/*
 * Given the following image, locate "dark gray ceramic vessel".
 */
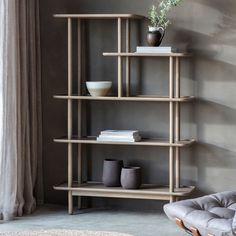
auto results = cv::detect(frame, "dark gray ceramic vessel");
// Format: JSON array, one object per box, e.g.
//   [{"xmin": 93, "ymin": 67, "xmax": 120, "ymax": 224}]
[
  {"xmin": 147, "ymin": 29, "xmax": 165, "ymax": 47},
  {"xmin": 102, "ymin": 159, "xmax": 123, "ymax": 187},
  {"xmin": 120, "ymin": 167, "xmax": 142, "ymax": 189}
]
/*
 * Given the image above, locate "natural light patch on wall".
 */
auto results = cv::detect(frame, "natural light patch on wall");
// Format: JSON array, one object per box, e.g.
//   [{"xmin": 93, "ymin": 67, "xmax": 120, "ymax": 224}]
[
  {"xmin": 191, "ymin": 2, "xmax": 222, "ymax": 36},
  {"xmin": 177, "ymin": 1, "xmax": 236, "ymax": 66},
  {"xmin": 202, "ymin": 168, "xmax": 236, "ymax": 192},
  {"xmin": 210, "ymin": 45, "xmax": 236, "ymax": 66},
  {"xmin": 198, "ymin": 80, "xmax": 236, "ymax": 109},
  {"xmin": 200, "ymin": 123, "xmax": 236, "ymax": 152},
  {"xmin": 174, "ymin": 1, "xmax": 222, "ymax": 36}
]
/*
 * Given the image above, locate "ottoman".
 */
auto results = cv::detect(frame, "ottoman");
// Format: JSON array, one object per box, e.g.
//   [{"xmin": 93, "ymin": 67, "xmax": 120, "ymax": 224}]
[{"xmin": 164, "ymin": 191, "xmax": 236, "ymax": 236}]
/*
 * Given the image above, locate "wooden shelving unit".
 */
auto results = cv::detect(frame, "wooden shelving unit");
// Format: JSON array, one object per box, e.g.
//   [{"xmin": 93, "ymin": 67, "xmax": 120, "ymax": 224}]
[{"xmin": 54, "ymin": 14, "xmax": 195, "ymax": 214}]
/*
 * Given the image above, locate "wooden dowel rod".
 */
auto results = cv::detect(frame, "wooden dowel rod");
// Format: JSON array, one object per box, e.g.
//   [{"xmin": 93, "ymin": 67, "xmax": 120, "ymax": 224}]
[
  {"xmin": 169, "ymin": 56, "xmax": 174, "ymax": 196},
  {"xmin": 175, "ymin": 58, "xmax": 180, "ymax": 141},
  {"xmin": 169, "ymin": 146, "xmax": 174, "ymax": 194},
  {"xmin": 77, "ymin": 19, "xmax": 82, "ymax": 209},
  {"xmin": 169, "ymin": 56, "xmax": 174, "ymax": 142},
  {"xmin": 68, "ymin": 18, "xmax": 72, "ymax": 98},
  {"xmin": 175, "ymin": 147, "xmax": 180, "ymax": 188},
  {"xmin": 175, "ymin": 57, "xmax": 181, "ymax": 189},
  {"xmin": 68, "ymin": 144, "xmax": 73, "ymax": 213},
  {"xmin": 78, "ymin": 19, "xmax": 82, "ymax": 96},
  {"xmin": 118, "ymin": 18, "xmax": 122, "ymax": 53},
  {"xmin": 67, "ymin": 18, "xmax": 73, "ymax": 214},
  {"xmin": 118, "ymin": 18, "xmax": 122, "ymax": 97},
  {"xmin": 175, "ymin": 57, "xmax": 180, "ymax": 98},
  {"xmin": 125, "ymin": 19, "xmax": 130, "ymax": 97},
  {"xmin": 170, "ymin": 196, "xmax": 175, "ymax": 203}
]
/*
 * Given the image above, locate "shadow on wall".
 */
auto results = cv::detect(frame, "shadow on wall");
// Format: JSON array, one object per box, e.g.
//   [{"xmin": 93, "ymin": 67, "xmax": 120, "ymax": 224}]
[
  {"xmin": 198, "ymin": 0, "xmax": 236, "ymax": 42},
  {"xmin": 170, "ymin": 0, "xmax": 236, "ymax": 195},
  {"xmin": 193, "ymin": 142, "xmax": 236, "ymax": 194},
  {"xmin": 192, "ymin": 1, "xmax": 236, "ymax": 195},
  {"xmin": 193, "ymin": 96, "xmax": 236, "ymax": 194}
]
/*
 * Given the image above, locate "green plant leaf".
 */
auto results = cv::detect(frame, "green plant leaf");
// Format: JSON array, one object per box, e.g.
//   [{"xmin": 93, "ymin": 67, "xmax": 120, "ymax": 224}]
[{"xmin": 147, "ymin": 0, "xmax": 183, "ymax": 29}]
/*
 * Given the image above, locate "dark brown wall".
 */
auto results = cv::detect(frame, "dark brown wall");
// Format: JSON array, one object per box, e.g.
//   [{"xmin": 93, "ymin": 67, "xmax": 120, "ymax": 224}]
[{"xmin": 40, "ymin": 0, "xmax": 236, "ymax": 209}]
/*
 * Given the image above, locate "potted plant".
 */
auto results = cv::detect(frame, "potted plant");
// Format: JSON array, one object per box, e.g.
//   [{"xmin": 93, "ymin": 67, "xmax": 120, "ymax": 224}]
[{"xmin": 147, "ymin": 0, "xmax": 183, "ymax": 46}]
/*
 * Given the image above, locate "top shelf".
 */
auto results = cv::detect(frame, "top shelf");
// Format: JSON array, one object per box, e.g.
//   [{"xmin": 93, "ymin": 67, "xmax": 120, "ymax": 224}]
[
  {"xmin": 103, "ymin": 52, "xmax": 190, "ymax": 57},
  {"xmin": 53, "ymin": 14, "xmax": 145, "ymax": 19}
]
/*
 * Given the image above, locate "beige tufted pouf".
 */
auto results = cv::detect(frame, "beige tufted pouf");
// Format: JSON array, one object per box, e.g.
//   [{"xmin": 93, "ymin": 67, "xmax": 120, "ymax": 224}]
[{"xmin": 0, "ymin": 230, "xmax": 133, "ymax": 236}]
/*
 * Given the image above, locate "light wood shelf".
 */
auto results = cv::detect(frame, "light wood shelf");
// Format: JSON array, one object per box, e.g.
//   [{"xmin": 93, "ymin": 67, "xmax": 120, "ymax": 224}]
[
  {"xmin": 54, "ymin": 136, "xmax": 195, "ymax": 147},
  {"xmin": 53, "ymin": 14, "xmax": 145, "ymax": 19},
  {"xmin": 54, "ymin": 182, "xmax": 195, "ymax": 201},
  {"xmin": 53, "ymin": 95, "xmax": 195, "ymax": 102},
  {"xmin": 103, "ymin": 52, "xmax": 190, "ymax": 57}
]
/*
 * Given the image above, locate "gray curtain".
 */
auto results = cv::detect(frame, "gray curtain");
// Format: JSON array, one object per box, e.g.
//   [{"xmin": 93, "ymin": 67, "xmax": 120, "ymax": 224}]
[{"xmin": 0, "ymin": 0, "xmax": 43, "ymax": 220}]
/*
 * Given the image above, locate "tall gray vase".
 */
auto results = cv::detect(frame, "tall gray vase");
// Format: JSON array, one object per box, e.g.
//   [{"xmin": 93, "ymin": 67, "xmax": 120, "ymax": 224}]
[
  {"xmin": 102, "ymin": 159, "xmax": 123, "ymax": 187},
  {"xmin": 121, "ymin": 167, "xmax": 142, "ymax": 189}
]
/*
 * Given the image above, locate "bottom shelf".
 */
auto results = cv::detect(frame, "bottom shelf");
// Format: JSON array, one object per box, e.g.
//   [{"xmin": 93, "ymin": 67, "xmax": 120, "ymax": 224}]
[{"xmin": 54, "ymin": 182, "xmax": 195, "ymax": 201}]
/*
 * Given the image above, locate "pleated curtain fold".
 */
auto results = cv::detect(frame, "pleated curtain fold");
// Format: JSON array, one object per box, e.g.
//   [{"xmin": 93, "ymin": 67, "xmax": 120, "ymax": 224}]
[{"xmin": 0, "ymin": 0, "xmax": 43, "ymax": 220}]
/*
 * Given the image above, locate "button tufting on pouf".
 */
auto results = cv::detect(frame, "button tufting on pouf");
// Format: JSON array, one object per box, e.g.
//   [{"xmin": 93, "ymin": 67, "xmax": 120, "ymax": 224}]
[{"xmin": 164, "ymin": 191, "xmax": 236, "ymax": 236}]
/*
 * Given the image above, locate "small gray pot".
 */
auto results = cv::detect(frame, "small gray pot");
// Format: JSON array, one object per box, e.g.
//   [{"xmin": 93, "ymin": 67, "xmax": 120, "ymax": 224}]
[
  {"xmin": 121, "ymin": 167, "xmax": 142, "ymax": 189},
  {"xmin": 102, "ymin": 159, "xmax": 123, "ymax": 187}
]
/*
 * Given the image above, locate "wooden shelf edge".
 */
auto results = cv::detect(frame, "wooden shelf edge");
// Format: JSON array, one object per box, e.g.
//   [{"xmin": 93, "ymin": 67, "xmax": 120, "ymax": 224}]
[
  {"xmin": 53, "ymin": 95, "xmax": 195, "ymax": 102},
  {"xmin": 53, "ymin": 14, "xmax": 145, "ymax": 19},
  {"xmin": 103, "ymin": 52, "xmax": 191, "ymax": 57},
  {"xmin": 53, "ymin": 137, "xmax": 196, "ymax": 147},
  {"xmin": 53, "ymin": 182, "xmax": 195, "ymax": 200}
]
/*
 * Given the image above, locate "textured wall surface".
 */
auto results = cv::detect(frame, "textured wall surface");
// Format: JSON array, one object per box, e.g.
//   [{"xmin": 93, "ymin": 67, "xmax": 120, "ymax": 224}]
[{"xmin": 40, "ymin": 0, "xmax": 236, "ymax": 209}]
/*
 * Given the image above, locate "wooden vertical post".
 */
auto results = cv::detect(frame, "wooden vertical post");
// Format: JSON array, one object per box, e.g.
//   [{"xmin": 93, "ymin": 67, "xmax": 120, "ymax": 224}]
[
  {"xmin": 175, "ymin": 57, "xmax": 180, "ymax": 189},
  {"xmin": 125, "ymin": 19, "xmax": 130, "ymax": 97},
  {"xmin": 77, "ymin": 19, "xmax": 82, "ymax": 209},
  {"xmin": 67, "ymin": 18, "xmax": 73, "ymax": 214},
  {"xmin": 169, "ymin": 56, "xmax": 174, "ymax": 202},
  {"xmin": 118, "ymin": 18, "xmax": 122, "ymax": 97}
]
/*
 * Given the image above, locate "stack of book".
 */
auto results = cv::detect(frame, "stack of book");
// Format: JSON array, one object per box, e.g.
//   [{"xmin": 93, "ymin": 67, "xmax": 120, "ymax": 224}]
[
  {"xmin": 136, "ymin": 46, "xmax": 178, "ymax": 53},
  {"xmin": 97, "ymin": 130, "xmax": 141, "ymax": 143}
]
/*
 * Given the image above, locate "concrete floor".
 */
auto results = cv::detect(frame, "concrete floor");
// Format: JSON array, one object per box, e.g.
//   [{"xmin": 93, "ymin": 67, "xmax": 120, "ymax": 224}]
[{"xmin": 0, "ymin": 205, "xmax": 186, "ymax": 236}]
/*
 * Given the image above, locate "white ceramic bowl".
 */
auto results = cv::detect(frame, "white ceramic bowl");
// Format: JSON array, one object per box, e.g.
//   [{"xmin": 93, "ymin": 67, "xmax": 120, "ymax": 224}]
[{"xmin": 86, "ymin": 81, "xmax": 112, "ymax": 97}]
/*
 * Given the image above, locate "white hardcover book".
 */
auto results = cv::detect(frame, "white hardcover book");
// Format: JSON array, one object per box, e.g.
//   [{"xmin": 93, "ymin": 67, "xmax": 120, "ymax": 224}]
[
  {"xmin": 137, "ymin": 46, "xmax": 176, "ymax": 50},
  {"xmin": 99, "ymin": 133, "xmax": 140, "ymax": 139},
  {"xmin": 136, "ymin": 46, "xmax": 178, "ymax": 53},
  {"xmin": 100, "ymin": 130, "xmax": 139, "ymax": 136},
  {"xmin": 98, "ymin": 135, "xmax": 141, "ymax": 141},
  {"xmin": 97, "ymin": 136, "xmax": 141, "ymax": 142}
]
